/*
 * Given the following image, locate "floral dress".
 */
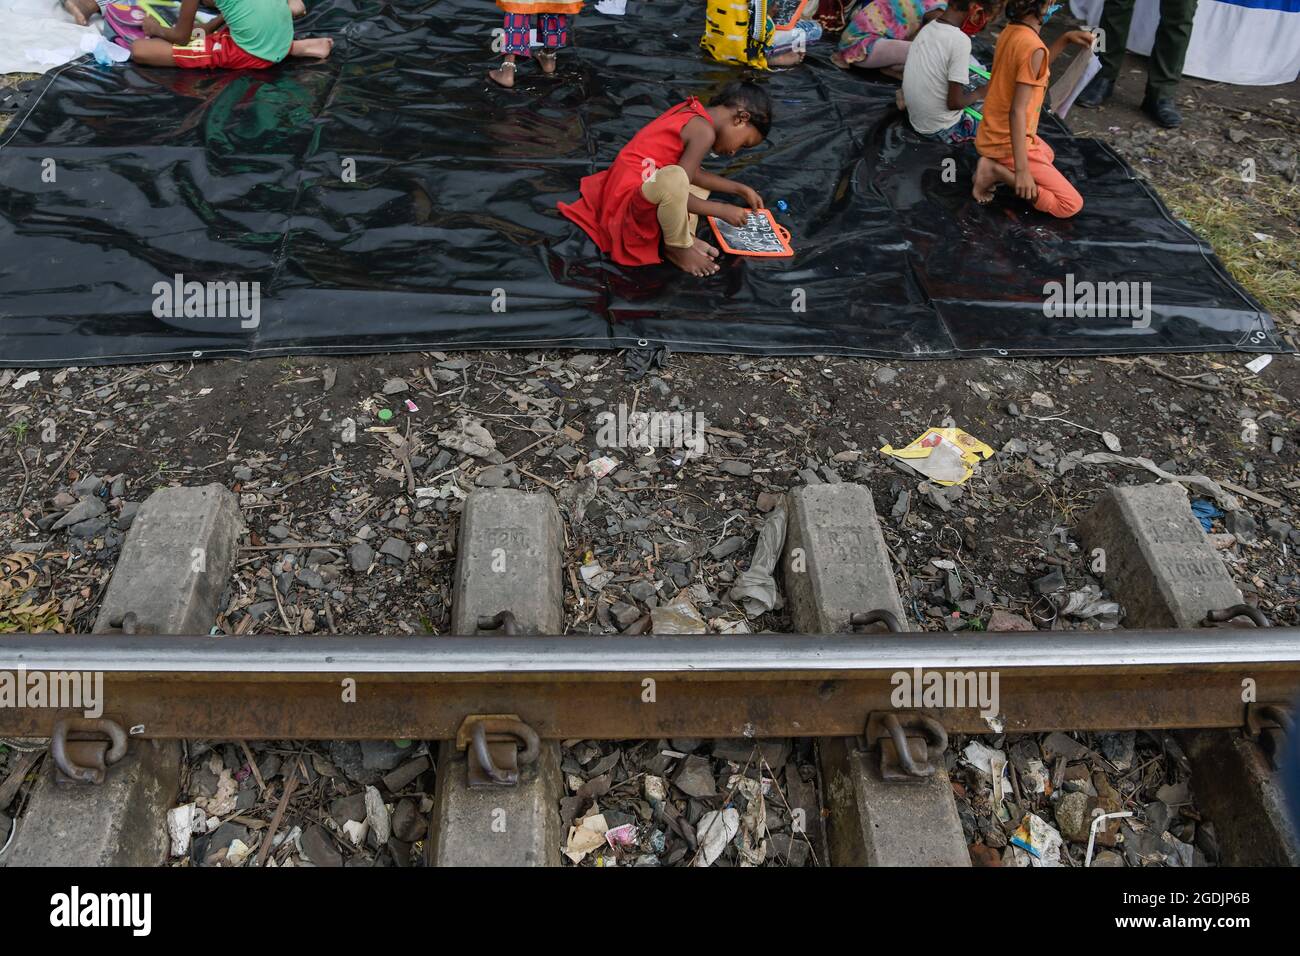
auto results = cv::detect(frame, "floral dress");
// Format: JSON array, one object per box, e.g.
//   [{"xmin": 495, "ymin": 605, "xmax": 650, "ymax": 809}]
[{"xmin": 836, "ymin": 0, "xmax": 946, "ymax": 65}]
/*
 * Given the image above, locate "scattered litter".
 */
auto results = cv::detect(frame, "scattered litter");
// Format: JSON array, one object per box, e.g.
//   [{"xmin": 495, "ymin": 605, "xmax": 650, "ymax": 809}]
[
  {"xmin": 694, "ymin": 807, "xmax": 740, "ymax": 867},
  {"xmin": 1055, "ymin": 584, "xmax": 1121, "ymax": 627},
  {"xmin": 377, "ymin": 409, "xmax": 394, "ymax": 422},
  {"xmin": 588, "ymin": 455, "xmax": 619, "ymax": 479},
  {"xmin": 166, "ymin": 803, "xmax": 206, "ymax": 857},
  {"xmin": 8, "ymin": 371, "xmax": 38, "ymax": 390},
  {"xmin": 564, "ymin": 809, "xmax": 609, "ymax": 863},
  {"xmin": 438, "ymin": 417, "xmax": 497, "ymax": 458},
  {"xmin": 1010, "ymin": 813, "xmax": 1064, "ymax": 866},
  {"xmin": 1190, "ymin": 499, "xmax": 1222, "ymax": 532},
  {"xmin": 880, "ymin": 427, "xmax": 994, "ymax": 486},
  {"xmin": 650, "ymin": 590, "xmax": 708, "ymax": 634},
  {"xmin": 1076, "ymin": 454, "xmax": 1241, "ymax": 511},
  {"xmin": 1244, "ymin": 354, "xmax": 1272, "ymax": 374},
  {"xmin": 605, "ymin": 823, "xmax": 638, "ymax": 847},
  {"xmin": 404, "ymin": 399, "xmax": 419, "ymax": 412},
  {"xmin": 728, "ymin": 501, "xmax": 787, "ymax": 615}
]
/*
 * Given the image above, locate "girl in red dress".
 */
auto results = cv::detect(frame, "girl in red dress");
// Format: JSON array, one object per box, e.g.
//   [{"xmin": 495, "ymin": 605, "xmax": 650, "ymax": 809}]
[{"xmin": 558, "ymin": 82, "xmax": 773, "ymax": 277}]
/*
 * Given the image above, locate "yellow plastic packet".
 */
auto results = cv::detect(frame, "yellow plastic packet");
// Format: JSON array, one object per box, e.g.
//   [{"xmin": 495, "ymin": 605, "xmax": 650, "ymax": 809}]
[{"xmin": 879, "ymin": 427, "xmax": 995, "ymax": 486}]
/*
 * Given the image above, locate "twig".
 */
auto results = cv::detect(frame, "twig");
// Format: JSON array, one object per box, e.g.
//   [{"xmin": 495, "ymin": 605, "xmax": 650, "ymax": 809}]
[
  {"xmin": 255, "ymin": 767, "xmax": 299, "ymax": 867},
  {"xmin": 12, "ymin": 446, "xmax": 30, "ymax": 513},
  {"xmin": 1139, "ymin": 357, "xmax": 1228, "ymax": 392},
  {"xmin": 239, "ymin": 740, "xmax": 266, "ymax": 796}
]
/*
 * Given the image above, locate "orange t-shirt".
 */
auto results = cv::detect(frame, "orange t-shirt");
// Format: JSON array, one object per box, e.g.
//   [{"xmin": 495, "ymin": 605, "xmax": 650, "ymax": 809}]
[{"xmin": 975, "ymin": 23, "xmax": 1049, "ymax": 158}]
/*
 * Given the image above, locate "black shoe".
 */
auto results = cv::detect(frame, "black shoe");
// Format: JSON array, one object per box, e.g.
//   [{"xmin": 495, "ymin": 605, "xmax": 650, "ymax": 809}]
[
  {"xmin": 1076, "ymin": 74, "xmax": 1114, "ymax": 109},
  {"xmin": 1142, "ymin": 95, "xmax": 1182, "ymax": 128}
]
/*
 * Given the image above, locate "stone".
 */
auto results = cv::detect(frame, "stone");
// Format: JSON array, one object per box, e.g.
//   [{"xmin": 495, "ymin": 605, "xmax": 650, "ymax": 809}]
[
  {"xmin": 1098, "ymin": 730, "xmax": 1136, "ymax": 771},
  {"xmin": 710, "ymin": 535, "xmax": 745, "ymax": 560},
  {"xmin": 381, "ymin": 755, "xmax": 431, "ymax": 793},
  {"xmin": 330, "ymin": 793, "xmax": 367, "ymax": 826},
  {"xmin": 300, "ymin": 824, "xmax": 343, "ymax": 867},
  {"xmin": 379, "ymin": 537, "xmax": 411, "ymax": 563},
  {"xmin": 348, "ymin": 542, "xmax": 374, "ymax": 573},
  {"xmin": 672, "ymin": 755, "xmax": 717, "ymax": 799},
  {"xmin": 52, "ymin": 497, "xmax": 105, "ymax": 530},
  {"xmin": 756, "ymin": 491, "xmax": 783, "ymax": 513},
  {"xmin": 361, "ymin": 739, "xmax": 406, "ymax": 771},
  {"xmin": 1055, "ymin": 791, "xmax": 1092, "ymax": 843},
  {"xmin": 392, "ymin": 798, "xmax": 427, "ymax": 843},
  {"xmin": 718, "ymin": 460, "xmax": 752, "ymax": 477}
]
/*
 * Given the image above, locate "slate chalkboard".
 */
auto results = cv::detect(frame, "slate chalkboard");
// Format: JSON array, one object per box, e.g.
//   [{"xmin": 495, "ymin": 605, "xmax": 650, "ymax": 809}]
[
  {"xmin": 771, "ymin": 0, "xmax": 810, "ymax": 31},
  {"xmin": 708, "ymin": 208, "xmax": 794, "ymax": 258}
]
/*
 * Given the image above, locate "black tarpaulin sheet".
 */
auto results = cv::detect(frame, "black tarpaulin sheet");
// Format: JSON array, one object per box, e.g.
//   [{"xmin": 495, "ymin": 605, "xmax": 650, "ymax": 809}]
[{"xmin": 0, "ymin": 0, "xmax": 1282, "ymax": 367}]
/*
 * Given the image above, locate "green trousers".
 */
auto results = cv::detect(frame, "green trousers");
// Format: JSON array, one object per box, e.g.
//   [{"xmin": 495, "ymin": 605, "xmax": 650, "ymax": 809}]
[{"xmin": 1096, "ymin": 0, "xmax": 1199, "ymax": 99}]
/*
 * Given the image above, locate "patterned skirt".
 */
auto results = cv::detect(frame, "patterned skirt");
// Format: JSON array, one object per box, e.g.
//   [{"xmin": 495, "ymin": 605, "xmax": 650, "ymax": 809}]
[{"xmin": 836, "ymin": 0, "xmax": 945, "ymax": 63}]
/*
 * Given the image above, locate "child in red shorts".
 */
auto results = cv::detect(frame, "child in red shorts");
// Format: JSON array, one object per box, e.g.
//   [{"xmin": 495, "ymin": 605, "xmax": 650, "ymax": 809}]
[{"xmin": 129, "ymin": 0, "xmax": 333, "ymax": 68}]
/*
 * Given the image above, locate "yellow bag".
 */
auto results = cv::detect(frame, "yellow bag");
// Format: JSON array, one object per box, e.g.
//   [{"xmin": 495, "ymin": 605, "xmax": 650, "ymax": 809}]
[{"xmin": 702, "ymin": 0, "xmax": 773, "ymax": 69}]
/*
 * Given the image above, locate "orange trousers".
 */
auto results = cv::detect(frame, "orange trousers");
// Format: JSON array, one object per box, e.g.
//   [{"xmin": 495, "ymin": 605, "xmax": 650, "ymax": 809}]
[{"xmin": 995, "ymin": 137, "xmax": 1083, "ymax": 219}]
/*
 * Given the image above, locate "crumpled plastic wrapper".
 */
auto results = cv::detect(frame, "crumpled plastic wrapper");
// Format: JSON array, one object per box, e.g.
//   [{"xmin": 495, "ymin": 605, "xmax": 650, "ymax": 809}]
[{"xmin": 728, "ymin": 501, "xmax": 787, "ymax": 616}]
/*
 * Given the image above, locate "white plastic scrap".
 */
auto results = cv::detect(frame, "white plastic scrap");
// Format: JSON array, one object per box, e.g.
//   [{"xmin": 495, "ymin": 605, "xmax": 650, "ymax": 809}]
[
  {"xmin": 694, "ymin": 807, "xmax": 740, "ymax": 867},
  {"xmin": 167, "ymin": 803, "xmax": 207, "ymax": 857}
]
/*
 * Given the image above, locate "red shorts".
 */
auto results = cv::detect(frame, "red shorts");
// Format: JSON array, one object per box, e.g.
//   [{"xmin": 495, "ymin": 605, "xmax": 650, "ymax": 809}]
[{"xmin": 171, "ymin": 29, "xmax": 275, "ymax": 69}]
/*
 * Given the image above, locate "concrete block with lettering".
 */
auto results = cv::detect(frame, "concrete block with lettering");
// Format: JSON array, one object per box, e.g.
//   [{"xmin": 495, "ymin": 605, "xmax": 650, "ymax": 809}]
[
  {"xmin": 93, "ymin": 483, "xmax": 242, "ymax": 634},
  {"xmin": 427, "ymin": 740, "xmax": 562, "ymax": 867},
  {"xmin": 819, "ymin": 737, "xmax": 970, "ymax": 866},
  {"xmin": 3, "ymin": 741, "xmax": 181, "ymax": 868},
  {"xmin": 452, "ymin": 489, "xmax": 564, "ymax": 635},
  {"xmin": 435, "ymin": 488, "xmax": 564, "ymax": 866},
  {"xmin": 784, "ymin": 483, "xmax": 909, "ymax": 633},
  {"xmin": 1078, "ymin": 483, "xmax": 1242, "ymax": 628}
]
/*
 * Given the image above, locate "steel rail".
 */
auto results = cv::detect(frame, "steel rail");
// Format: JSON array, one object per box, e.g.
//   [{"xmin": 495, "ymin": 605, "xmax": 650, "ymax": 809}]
[{"xmin": 1, "ymin": 630, "xmax": 1297, "ymax": 739}]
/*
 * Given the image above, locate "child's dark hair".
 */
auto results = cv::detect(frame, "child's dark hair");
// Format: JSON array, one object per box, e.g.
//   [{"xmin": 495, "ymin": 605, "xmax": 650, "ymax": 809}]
[
  {"xmin": 710, "ymin": 81, "xmax": 773, "ymax": 139},
  {"xmin": 1005, "ymin": 0, "xmax": 1046, "ymax": 21}
]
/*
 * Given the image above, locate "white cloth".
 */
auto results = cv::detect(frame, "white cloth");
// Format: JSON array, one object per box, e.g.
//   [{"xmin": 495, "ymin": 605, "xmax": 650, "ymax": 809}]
[
  {"xmin": 901, "ymin": 19, "xmax": 971, "ymax": 135},
  {"xmin": 1, "ymin": 0, "xmax": 103, "ymax": 75},
  {"xmin": 1070, "ymin": 0, "xmax": 1300, "ymax": 86}
]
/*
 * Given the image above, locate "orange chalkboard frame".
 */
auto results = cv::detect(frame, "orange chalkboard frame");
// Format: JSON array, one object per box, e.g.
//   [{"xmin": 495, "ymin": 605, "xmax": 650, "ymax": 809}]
[
  {"xmin": 772, "ymin": 0, "xmax": 811, "ymax": 31},
  {"xmin": 707, "ymin": 207, "xmax": 795, "ymax": 258}
]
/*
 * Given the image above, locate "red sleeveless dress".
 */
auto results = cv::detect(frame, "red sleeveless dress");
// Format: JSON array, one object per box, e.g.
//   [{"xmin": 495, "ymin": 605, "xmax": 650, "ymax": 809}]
[{"xmin": 558, "ymin": 98, "xmax": 713, "ymax": 267}]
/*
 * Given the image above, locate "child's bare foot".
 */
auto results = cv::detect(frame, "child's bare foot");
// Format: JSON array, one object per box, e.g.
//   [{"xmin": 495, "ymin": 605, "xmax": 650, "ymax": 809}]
[
  {"xmin": 489, "ymin": 60, "xmax": 517, "ymax": 88},
  {"xmin": 289, "ymin": 37, "xmax": 333, "ymax": 59},
  {"xmin": 880, "ymin": 65, "xmax": 904, "ymax": 81},
  {"xmin": 665, "ymin": 242, "xmax": 721, "ymax": 277},
  {"xmin": 972, "ymin": 156, "xmax": 1013, "ymax": 203},
  {"xmin": 696, "ymin": 238, "xmax": 720, "ymax": 259},
  {"xmin": 895, "ymin": 88, "xmax": 907, "ymax": 111},
  {"xmin": 538, "ymin": 51, "xmax": 557, "ymax": 74},
  {"xmin": 831, "ymin": 51, "xmax": 851, "ymax": 70},
  {"xmin": 63, "ymin": 0, "xmax": 97, "ymax": 25},
  {"xmin": 767, "ymin": 50, "xmax": 805, "ymax": 67},
  {"xmin": 288, "ymin": 0, "xmax": 306, "ymax": 16}
]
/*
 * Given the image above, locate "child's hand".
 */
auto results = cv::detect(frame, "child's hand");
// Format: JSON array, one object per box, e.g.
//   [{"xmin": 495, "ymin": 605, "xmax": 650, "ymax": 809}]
[
  {"xmin": 736, "ymin": 185, "xmax": 764, "ymax": 210},
  {"xmin": 721, "ymin": 206, "xmax": 750, "ymax": 228},
  {"xmin": 1063, "ymin": 30, "xmax": 1095, "ymax": 48},
  {"xmin": 143, "ymin": 18, "xmax": 164, "ymax": 37},
  {"xmin": 1014, "ymin": 168, "xmax": 1038, "ymax": 202}
]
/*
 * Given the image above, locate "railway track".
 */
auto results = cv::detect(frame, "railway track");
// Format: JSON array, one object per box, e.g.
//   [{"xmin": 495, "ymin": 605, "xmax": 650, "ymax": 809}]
[{"xmin": 1, "ymin": 480, "xmax": 1296, "ymax": 869}]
